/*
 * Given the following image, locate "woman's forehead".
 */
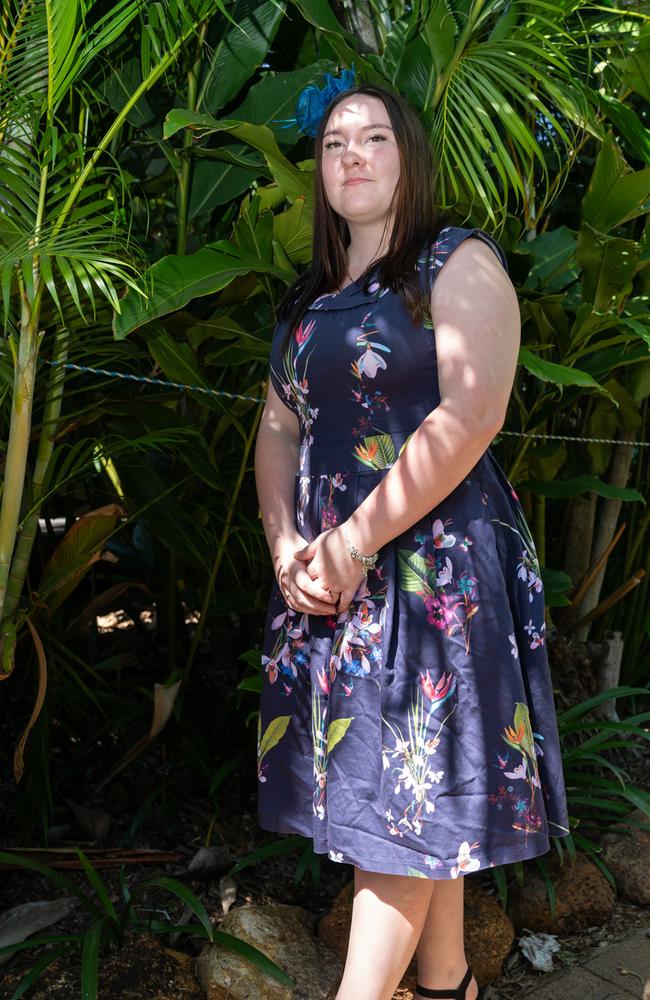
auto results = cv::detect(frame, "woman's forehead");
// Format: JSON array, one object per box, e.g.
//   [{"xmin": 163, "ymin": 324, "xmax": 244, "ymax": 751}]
[{"xmin": 324, "ymin": 95, "xmax": 391, "ymax": 134}]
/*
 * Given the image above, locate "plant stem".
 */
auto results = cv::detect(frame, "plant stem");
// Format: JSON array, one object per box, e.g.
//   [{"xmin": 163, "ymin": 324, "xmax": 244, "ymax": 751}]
[
  {"xmin": 182, "ymin": 397, "xmax": 264, "ymax": 684},
  {"xmin": 429, "ymin": 0, "xmax": 487, "ymax": 112},
  {"xmin": 0, "ymin": 308, "xmax": 41, "ymax": 623},
  {"xmin": 4, "ymin": 328, "xmax": 70, "ymax": 618},
  {"xmin": 176, "ymin": 22, "xmax": 206, "ymax": 256}
]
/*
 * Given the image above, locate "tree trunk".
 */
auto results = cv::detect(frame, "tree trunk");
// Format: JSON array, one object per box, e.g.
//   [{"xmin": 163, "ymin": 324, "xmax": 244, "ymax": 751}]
[
  {"xmin": 576, "ymin": 432, "xmax": 636, "ymax": 641},
  {"xmin": 563, "ymin": 491, "xmax": 597, "ymax": 589}
]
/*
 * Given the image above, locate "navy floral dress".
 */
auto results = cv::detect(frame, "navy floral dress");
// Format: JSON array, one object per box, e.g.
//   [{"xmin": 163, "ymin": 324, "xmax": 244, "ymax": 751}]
[{"xmin": 257, "ymin": 226, "xmax": 570, "ymax": 880}]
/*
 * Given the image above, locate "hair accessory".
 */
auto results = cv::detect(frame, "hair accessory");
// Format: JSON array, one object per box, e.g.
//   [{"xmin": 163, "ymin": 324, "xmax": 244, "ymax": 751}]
[{"xmin": 274, "ymin": 65, "xmax": 357, "ymax": 137}]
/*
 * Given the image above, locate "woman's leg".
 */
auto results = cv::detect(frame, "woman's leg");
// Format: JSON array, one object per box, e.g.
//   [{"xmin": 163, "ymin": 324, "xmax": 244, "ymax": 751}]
[
  {"xmin": 335, "ymin": 866, "xmax": 435, "ymax": 1000},
  {"xmin": 414, "ymin": 877, "xmax": 479, "ymax": 1000}
]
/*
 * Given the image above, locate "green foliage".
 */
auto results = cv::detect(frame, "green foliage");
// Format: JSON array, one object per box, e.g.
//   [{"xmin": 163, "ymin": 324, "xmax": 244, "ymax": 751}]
[
  {"xmin": 0, "ymin": 848, "xmax": 294, "ymax": 998},
  {"xmin": 0, "ymin": 0, "xmax": 649, "ymax": 961}
]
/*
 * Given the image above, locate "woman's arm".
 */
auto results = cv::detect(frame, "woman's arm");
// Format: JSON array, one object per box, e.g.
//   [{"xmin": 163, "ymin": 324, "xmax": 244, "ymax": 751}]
[
  {"xmin": 255, "ymin": 381, "xmax": 338, "ymax": 614},
  {"xmin": 295, "ymin": 237, "xmax": 520, "ymax": 608}
]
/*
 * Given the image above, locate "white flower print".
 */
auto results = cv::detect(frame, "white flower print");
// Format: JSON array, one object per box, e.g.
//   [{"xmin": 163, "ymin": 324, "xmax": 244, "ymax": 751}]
[
  {"xmin": 524, "ymin": 619, "xmax": 546, "ymax": 649},
  {"xmin": 432, "ymin": 518, "xmax": 456, "ymax": 548},
  {"xmin": 509, "ymin": 633, "xmax": 519, "ymax": 659},
  {"xmin": 450, "ymin": 841, "xmax": 481, "ymax": 878},
  {"xmin": 357, "ymin": 346, "xmax": 387, "ymax": 378},
  {"xmin": 436, "ymin": 555, "xmax": 453, "ymax": 587}
]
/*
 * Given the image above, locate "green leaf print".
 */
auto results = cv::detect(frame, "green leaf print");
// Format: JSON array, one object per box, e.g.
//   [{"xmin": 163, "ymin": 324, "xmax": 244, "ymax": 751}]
[
  {"xmin": 327, "ymin": 717, "xmax": 354, "ymax": 754},
  {"xmin": 258, "ymin": 715, "xmax": 291, "ymax": 763},
  {"xmin": 407, "ymin": 867, "xmax": 429, "ymax": 878},
  {"xmin": 514, "ymin": 702, "xmax": 536, "ymax": 760},
  {"xmin": 398, "ymin": 550, "xmax": 432, "ymax": 593},
  {"xmin": 353, "ymin": 433, "xmax": 396, "ymax": 469}
]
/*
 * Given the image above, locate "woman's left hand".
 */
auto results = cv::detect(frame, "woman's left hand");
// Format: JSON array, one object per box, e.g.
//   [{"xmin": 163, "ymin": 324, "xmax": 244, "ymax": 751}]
[{"xmin": 294, "ymin": 525, "xmax": 367, "ymax": 614}]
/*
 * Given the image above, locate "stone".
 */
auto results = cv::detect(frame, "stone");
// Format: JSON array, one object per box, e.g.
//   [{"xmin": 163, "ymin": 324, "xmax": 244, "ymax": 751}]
[
  {"xmin": 523, "ymin": 966, "xmax": 637, "ymax": 999},
  {"xmin": 196, "ymin": 901, "xmax": 342, "ymax": 1000},
  {"xmin": 187, "ymin": 845, "xmax": 233, "ymax": 880},
  {"xmin": 582, "ymin": 924, "xmax": 650, "ymax": 996},
  {"xmin": 317, "ymin": 877, "xmax": 515, "ymax": 991},
  {"xmin": 507, "ymin": 851, "xmax": 616, "ymax": 934},
  {"xmin": 600, "ymin": 809, "xmax": 650, "ymax": 905}
]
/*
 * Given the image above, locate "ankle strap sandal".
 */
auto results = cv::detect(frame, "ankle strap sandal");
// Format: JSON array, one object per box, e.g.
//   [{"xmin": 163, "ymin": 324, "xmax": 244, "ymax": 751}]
[{"xmin": 415, "ymin": 962, "xmax": 473, "ymax": 999}]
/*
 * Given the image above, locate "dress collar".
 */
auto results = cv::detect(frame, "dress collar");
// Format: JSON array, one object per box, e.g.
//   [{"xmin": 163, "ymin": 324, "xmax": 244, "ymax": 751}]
[{"xmin": 306, "ymin": 270, "xmax": 387, "ymax": 311}]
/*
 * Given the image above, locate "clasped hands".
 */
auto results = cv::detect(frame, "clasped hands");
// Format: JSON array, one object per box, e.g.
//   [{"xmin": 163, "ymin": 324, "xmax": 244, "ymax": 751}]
[{"xmin": 276, "ymin": 524, "xmax": 368, "ymax": 616}]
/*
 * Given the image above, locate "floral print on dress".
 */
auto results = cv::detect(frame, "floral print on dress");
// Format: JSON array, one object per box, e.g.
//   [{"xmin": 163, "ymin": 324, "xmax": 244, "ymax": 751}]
[
  {"xmin": 270, "ymin": 316, "xmax": 319, "ymax": 472},
  {"xmin": 257, "ymin": 714, "xmax": 290, "ymax": 784},
  {"xmin": 319, "ymin": 472, "xmax": 348, "ymax": 531},
  {"xmin": 398, "ymin": 519, "xmax": 479, "ymax": 655},
  {"xmin": 328, "ymin": 570, "xmax": 388, "ymax": 695},
  {"xmin": 450, "ymin": 841, "xmax": 482, "ymax": 878},
  {"xmin": 489, "ymin": 702, "xmax": 544, "ymax": 839},
  {"xmin": 260, "ymin": 226, "xmax": 570, "ymax": 878},
  {"xmin": 382, "ymin": 669, "xmax": 457, "ymax": 838},
  {"xmin": 312, "ymin": 683, "xmax": 353, "ymax": 822},
  {"xmin": 348, "ymin": 302, "xmax": 392, "ymax": 445},
  {"xmin": 262, "ymin": 606, "xmax": 310, "ymax": 696}
]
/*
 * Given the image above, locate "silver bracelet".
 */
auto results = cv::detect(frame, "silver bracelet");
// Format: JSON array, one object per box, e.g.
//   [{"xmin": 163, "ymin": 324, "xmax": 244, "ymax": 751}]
[{"xmin": 343, "ymin": 527, "xmax": 378, "ymax": 575}]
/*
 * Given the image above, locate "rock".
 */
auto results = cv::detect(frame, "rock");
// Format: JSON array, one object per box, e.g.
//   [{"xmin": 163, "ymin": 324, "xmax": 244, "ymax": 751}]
[
  {"xmin": 0, "ymin": 897, "xmax": 78, "ymax": 967},
  {"xmin": 600, "ymin": 808, "xmax": 650, "ymax": 905},
  {"xmin": 317, "ymin": 877, "xmax": 515, "ymax": 991},
  {"xmin": 187, "ymin": 845, "xmax": 233, "ymax": 880},
  {"xmin": 507, "ymin": 851, "xmax": 616, "ymax": 934},
  {"xmin": 463, "ymin": 880, "xmax": 516, "ymax": 985},
  {"xmin": 196, "ymin": 901, "xmax": 342, "ymax": 1000},
  {"xmin": 316, "ymin": 881, "xmax": 353, "ymax": 963}
]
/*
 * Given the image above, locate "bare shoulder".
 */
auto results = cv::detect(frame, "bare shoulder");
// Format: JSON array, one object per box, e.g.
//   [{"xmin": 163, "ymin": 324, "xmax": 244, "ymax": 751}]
[{"xmin": 431, "ymin": 235, "xmax": 518, "ymax": 322}]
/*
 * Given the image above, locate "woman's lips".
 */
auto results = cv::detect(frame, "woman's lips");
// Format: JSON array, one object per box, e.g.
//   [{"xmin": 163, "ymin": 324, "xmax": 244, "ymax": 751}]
[{"xmin": 343, "ymin": 177, "xmax": 370, "ymax": 186}]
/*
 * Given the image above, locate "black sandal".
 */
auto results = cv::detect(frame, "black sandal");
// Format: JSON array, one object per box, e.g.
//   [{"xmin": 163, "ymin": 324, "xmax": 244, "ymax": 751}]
[{"xmin": 415, "ymin": 962, "xmax": 473, "ymax": 999}]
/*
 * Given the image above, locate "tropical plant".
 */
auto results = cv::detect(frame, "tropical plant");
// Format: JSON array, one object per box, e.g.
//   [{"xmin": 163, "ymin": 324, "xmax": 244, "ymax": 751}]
[
  {"xmin": 0, "ymin": 847, "xmax": 293, "ymax": 1000},
  {"xmin": 0, "ymin": 0, "xmax": 273, "ymax": 829}
]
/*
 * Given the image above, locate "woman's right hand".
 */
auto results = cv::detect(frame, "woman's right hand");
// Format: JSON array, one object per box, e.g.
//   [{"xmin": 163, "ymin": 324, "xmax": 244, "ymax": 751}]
[{"xmin": 273, "ymin": 534, "xmax": 340, "ymax": 616}]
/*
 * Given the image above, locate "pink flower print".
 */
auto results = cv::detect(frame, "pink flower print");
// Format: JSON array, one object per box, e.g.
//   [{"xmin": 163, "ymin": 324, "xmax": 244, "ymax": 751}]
[
  {"xmin": 423, "ymin": 591, "xmax": 454, "ymax": 630},
  {"xmin": 432, "ymin": 518, "xmax": 456, "ymax": 548},
  {"xmin": 450, "ymin": 841, "xmax": 481, "ymax": 878},
  {"xmin": 294, "ymin": 317, "xmax": 316, "ymax": 347},
  {"xmin": 262, "ymin": 654, "xmax": 279, "ymax": 684},
  {"xmin": 420, "ymin": 669, "xmax": 455, "ymax": 705},
  {"xmin": 317, "ymin": 666, "xmax": 330, "ymax": 695}
]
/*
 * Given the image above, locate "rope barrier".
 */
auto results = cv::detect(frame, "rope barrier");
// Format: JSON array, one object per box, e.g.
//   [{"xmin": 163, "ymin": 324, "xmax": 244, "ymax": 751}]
[{"xmin": 41, "ymin": 358, "xmax": 649, "ymax": 447}]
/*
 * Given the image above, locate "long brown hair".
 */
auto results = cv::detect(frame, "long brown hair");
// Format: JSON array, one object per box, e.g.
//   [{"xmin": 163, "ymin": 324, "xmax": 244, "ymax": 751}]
[{"xmin": 277, "ymin": 82, "xmax": 440, "ymax": 348}]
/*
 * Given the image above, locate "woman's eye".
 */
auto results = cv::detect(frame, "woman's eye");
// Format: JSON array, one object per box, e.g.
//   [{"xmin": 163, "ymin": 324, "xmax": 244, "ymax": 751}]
[
  {"xmin": 325, "ymin": 140, "xmax": 342, "ymax": 150},
  {"xmin": 368, "ymin": 134, "xmax": 386, "ymax": 142}
]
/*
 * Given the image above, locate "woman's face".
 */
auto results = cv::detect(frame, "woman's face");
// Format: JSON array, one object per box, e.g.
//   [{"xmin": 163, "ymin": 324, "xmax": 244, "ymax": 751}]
[{"xmin": 320, "ymin": 94, "xmax": 401, "ymax": 228}]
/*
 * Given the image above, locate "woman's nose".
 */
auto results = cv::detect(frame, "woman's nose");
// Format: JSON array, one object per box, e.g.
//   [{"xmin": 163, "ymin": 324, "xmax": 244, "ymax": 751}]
[{"xmin": 342, "ymin": 143, "xmax": 363, "ymax": 165}]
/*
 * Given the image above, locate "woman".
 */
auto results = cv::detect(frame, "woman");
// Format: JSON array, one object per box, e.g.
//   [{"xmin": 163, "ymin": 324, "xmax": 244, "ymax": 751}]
[{"xmin": 254, "ymin": 80, "xmax": 570, "ymax": 1000}]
